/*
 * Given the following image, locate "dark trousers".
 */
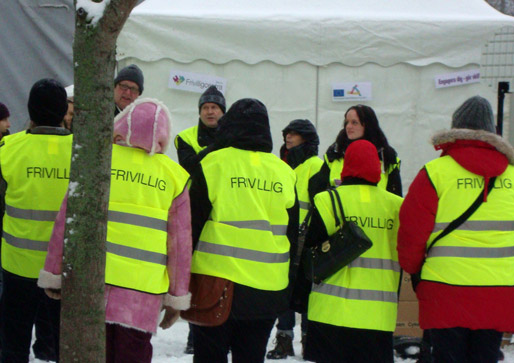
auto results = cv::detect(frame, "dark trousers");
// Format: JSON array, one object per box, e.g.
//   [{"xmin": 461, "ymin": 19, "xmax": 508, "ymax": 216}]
[
  {"xmin": 106, "ymin": 323, "xmax": 153, "ymax": 363},
  {"xmin": 429, "ymin": 327, "xmax": 503, "ymax": 363},
  {"xmin": 305, "ymin": 320, "xmax": 394, "ymax": 363},
  {"xmin": 192, "ymin": 317, "xmax": 275, "ymax": 363},
  {"xmin": 0, "ymin": 270, "xmax": 60, "ymax": 363},
  {"xmin": 276, "ymin": 310, "xmax": 307, "ymax": 336}
]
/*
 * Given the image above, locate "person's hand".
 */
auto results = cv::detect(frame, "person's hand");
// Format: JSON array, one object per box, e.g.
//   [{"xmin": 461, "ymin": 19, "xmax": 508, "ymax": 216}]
[
  {"xmin": 45, "ymin": 288, "xmax": 62, "ymax": 300},
  {"xmin": 159, "ymin": 306, "xmax": 180, "ymax": 329}
]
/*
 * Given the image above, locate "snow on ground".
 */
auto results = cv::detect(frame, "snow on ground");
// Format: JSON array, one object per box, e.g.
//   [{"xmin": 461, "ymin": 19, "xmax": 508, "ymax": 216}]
[{"xmin": 29, "ymin": 317, "xmax": 514, "ymax": 362}]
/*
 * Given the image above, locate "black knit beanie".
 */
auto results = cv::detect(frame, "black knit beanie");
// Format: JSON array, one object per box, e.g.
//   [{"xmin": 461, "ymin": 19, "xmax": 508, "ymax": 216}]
[
  {"xmin": 0, "ymin": 102, "xmax": 9, "ymax": 120},
  {"xmin": 282, "ymin": 119, "xmax": 319, "ymax": 146},
  {"xmin": 451, "ymin": 96, "xmax": 495, "ymax": 133},
  {"xmin": 114, "ymin": 64, "xmax": 144, "ymax": 94},
  {"xmin": 198, "ymin": 85, "xmax": 226, "ymax": 113},
  {"xmin": 28, "ymin": 79, "xmax": 68, "ymax": 127}
]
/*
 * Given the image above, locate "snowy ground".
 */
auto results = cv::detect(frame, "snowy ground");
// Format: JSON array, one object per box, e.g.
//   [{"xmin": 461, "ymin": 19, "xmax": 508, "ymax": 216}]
[{"xmin": 29, "ymin": 317, "xmax": 514, "ymax": 362}]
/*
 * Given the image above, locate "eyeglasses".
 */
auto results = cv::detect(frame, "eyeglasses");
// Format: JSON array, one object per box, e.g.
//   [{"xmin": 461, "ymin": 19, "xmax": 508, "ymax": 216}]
[{"xmin": 117, "ymin": 83, "xmax": 140, "ymax": 94}]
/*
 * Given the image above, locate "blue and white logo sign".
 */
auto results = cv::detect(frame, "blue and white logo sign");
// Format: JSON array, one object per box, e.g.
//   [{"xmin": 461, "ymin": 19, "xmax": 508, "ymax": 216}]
[{"xmin": 332, "ymin": 82, "xmax": 372, "ymax": 102}]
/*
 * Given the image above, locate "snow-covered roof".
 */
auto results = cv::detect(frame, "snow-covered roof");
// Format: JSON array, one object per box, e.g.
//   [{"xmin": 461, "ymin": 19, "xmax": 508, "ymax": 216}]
[{"xmin": 117, "ymin": 0, "xmax": 514, "ymax": 67}]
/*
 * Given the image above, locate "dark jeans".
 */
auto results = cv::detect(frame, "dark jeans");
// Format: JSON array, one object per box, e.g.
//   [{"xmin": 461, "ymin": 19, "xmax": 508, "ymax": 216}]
[
  {"xmin": 429, "ymin": 327, "xmax": 503, "ymax": 363},
  {"xmin": 305, "ymin": 320, "xmax": 393, "ymax": 363},
  {"xmin": 106, "ymin": 323, "xmax": 153, "ymax": 363},
  {"xmin": 0, "ymin": 270, "xmax": 60, "ymax": 363},
  {"xmin": 276, "ymin": 310, "xmax": 307, "ymax": 336},
  {"xmin": 192, "ymin": 317, "xmax": 275, "ymax": 363}
]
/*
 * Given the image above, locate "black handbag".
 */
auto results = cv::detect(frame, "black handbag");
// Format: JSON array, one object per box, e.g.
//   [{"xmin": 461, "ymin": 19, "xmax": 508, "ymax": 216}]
[{"xmin": 303, "ymin": 188, "xmax": 373, "ymax": 284}]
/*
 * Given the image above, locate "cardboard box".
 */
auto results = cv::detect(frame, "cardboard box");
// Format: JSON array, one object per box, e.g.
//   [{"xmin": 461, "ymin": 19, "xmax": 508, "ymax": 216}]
[
  {"xmin": 501, "ymin": 333, "xmax": 513, "ymax": 348},
  {"xmin": 395, "ymin": 301, "xmax": 422, "ymax": 337},
  {"xmin": 399, "ymin": 273, "xmax": 417, "ymax": 302}
]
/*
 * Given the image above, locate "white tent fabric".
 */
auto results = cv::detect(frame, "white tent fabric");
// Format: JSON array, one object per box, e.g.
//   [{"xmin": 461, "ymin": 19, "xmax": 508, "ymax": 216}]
[
  {"xmin": 116, "ymin": 0, "xmax": 514, "ymax": 189},
  {"xmin": 117, "ymin": 0, "xmax": 514, "ymax": 67}
]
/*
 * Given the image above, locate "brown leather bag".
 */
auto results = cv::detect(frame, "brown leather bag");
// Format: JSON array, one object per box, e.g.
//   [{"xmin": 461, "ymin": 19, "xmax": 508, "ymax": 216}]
[{"xmin": 180, "ymin": 273, "xmax": 234, "ymax": 326}]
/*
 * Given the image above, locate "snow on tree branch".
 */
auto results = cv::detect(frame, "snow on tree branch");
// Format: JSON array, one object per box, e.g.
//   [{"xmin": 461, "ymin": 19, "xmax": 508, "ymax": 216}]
[{"xmin": 76, "ymin": 0, "xmax": 111, "ymax": 26}]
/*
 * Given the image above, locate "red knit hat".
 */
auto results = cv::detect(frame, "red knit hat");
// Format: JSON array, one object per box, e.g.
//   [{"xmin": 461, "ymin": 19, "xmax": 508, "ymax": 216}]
[{"xmin": 341, "ymin": 140, "xmax": 381, "ymax": 184}]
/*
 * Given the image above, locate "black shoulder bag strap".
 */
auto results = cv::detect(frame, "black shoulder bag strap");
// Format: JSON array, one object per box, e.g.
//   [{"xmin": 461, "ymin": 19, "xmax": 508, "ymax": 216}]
[
  {"xmin": 332, "ymin": 188, "xmax": 346, "ymax": 226},
  {"xmin": 426, "ymin": 176, "xmax": 496, "ymax": 254},
  {"xmin": 293, "ymin": 188, "xmax": 338, "ymax": 273},
  {"xmin": 328, "ymin": 188, "xmax": 342, "ymax": 227}
]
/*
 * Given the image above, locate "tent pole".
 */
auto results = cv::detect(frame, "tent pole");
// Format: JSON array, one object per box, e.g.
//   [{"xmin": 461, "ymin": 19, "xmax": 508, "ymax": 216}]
[
  {"xmin": 315, "ymin": 66, "xmax": 320, "ymax": 127},
  {"xmin": 497, "ymin": 81, "xmax": 509, "ymax": 136}
]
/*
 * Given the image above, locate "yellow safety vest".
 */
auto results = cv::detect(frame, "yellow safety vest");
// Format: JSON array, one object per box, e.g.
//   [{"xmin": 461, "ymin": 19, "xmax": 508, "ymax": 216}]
[
  {"xmin": 308, "ymin": 184, "xmax": 403, "ymax": 331},
  {"xmin": 1, "ymin": 132, "xmax": 72, "ymax": 278},
  {"xmin": 106, "ymin": 144, "xmax": 190, "ymax": 294},
  {"xmin": 324, "ymin": 154, "xmax": 400, "ymax": 190},
  {"xmin": 174, "ymin": 126, "xmax": 205, "ymax": 154},
  {"xmin": 295, "ymin": 156, "xmax": 323, "ymax": 223},
  {"xmin": 191, "ymin": 147, "xmax": 296, "ymax": 291},
  {"xmin": 422, "ymin": 156, "xmax": 514, "ymax": 286}
]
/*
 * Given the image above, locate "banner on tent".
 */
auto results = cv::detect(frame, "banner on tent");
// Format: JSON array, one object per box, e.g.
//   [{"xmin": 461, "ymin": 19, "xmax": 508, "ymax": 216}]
[
  {"xmin": 332, "ymin": 82, "xmax": 372, "ymax": 102},
  {"xmin": 168, "ymin": 70, "xmax": 227, "ymax": 94},
  {"xmin": 434, "ymin": 69, "xmax": 480, "ymax": 89}
]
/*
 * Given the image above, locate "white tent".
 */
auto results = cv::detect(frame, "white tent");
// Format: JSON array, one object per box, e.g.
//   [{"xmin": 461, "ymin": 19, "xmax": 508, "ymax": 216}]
[{"xmin": 116, "ymin": 0, "xmax": 514, "ymax": 189}]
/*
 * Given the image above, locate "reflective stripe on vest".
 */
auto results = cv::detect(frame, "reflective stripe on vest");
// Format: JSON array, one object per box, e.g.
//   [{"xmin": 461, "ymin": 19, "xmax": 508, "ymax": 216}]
[
  {"xmin": 324, "ymin": 154, "xmax": 399, "ymax": 189},
  {"xmin": 175, "ymin": 126, "xmax": 205, "ymax": 154},
  {"xmin": 312, "ymin": 282, "xmax": 398, "ymax": 303},
  {"xmin": 105, "ymin": 145, "xmax": 189, "ymax": 294},
  {"xmin": 196, "ymin": 240, "xmax": 289, "ymax": 263},
  {"xmin": 433, "ymin": 220, "xmax": 514, "ymax": 232},
  {"xmin": 217, "ymin": 220, "xmax": 287, "ymax": 235},
  {"xmin": 422, "ymin": 156, "xmax": 514, "ymax": 286},
  {"xmin": 1, "ymin": 133, "xmax": 72, "ymax": 278},
  {"xmin": 428, "ymin": 246, "xmax": 514, "ymax": 258},
  {"xmin": 308, "ymin": 184, "xmax": 402, "ymax": 331},
  {"xmin": 191, "ymin": 147, "xmax": 296, "ymax": 291},
  {"xmin": 294, "ymin": 156, "xmax": 323, "ymax": 223}
]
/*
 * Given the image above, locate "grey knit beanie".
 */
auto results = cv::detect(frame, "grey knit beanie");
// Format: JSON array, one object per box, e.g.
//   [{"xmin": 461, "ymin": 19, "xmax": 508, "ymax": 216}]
[
  {"xmin": 114, "ymin": 64, "xmax": 144, "ymax": 94},
  {"xmin": 451, "ymin": 96, "xmax": 495, "ymax": 133},
  {"xmin": 198, "ymin": 85, "xmax": 226, "ymax": 113}
]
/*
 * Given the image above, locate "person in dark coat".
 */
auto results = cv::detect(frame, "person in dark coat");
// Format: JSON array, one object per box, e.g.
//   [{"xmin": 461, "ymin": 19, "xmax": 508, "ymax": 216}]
[
  {"xmin": 174, "ymin": 85, "xmax": 226, "ymax": 175},
  {"xmin": 114, "ymin": 64, "xmax": 144, "ymax": 116},
  {"xmin": 267, "ymin": 119, "xmax": 322, "ymax": 360},
  {"xmin": 188, "ymin": 99, "xmax": 299, "ymax": 363}
]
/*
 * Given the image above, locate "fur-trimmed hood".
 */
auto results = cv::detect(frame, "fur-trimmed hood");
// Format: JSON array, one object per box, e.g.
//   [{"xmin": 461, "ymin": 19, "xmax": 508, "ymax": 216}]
[{"xmin": 431, "ymin": 128, "xmax": 514, "ymax": 178}]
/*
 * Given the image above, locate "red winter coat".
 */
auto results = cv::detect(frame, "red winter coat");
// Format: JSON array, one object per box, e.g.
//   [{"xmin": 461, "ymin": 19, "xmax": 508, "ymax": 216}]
[{"xmin": 398, "ymin": 129, "xmax": 514, "ymax": 332}]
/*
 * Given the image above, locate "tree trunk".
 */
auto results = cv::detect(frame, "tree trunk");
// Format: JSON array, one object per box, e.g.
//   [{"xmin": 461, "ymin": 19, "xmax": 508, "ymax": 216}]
[{"xmin": 60, "ymin": 1, "xmax": 138, "ymax": 361}]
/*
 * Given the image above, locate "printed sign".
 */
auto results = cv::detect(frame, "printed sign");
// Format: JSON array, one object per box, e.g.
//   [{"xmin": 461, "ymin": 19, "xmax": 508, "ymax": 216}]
[
  {"xmin": 168, "ymin": 70, "xmax": 227, "ymax": 94},
  {"xmin": 332, "ymin": 82, "xmax": 372, "ymax": 102},
  {"xmin": 435, "ymin": 69, "xmax": 480, "ymax": 89}
]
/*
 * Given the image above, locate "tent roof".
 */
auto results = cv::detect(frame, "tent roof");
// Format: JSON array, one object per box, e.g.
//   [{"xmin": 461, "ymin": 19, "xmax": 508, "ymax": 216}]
[{"xmin": 117, "ymin": 0, "xmax": 514, "ymax": 67}]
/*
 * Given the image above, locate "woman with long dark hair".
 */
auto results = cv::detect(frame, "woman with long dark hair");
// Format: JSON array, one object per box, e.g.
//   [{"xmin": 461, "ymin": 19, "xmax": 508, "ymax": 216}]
[{"xmin": 310, "ymin": 104, "xmax": 402, "ymax": 197}]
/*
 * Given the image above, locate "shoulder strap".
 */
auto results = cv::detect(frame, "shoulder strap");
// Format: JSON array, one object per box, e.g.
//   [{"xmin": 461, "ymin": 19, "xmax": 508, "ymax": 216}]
[
  {"xmin": 328, "ymin": 188, "xmax": 341, "ymax": 227},
  {"xmin": 332, "ymin": 188, "xmax": 346, "ymax": 226},
  {"xmin": 426, "ymin": 176, "xmax": 496, "ymax": 253},
  {"xmin": 299, "ymin": 207, "xmax": 313, "ymax": 237}
]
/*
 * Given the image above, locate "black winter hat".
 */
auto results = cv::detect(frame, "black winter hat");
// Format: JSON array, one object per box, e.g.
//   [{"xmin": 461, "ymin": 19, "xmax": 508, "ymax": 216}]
[
  {"xmin": 216, "ymin": 98, "xmax": 272, "ymax": 152},
  {"xmin": 114, "ymin": 64, "xmax": 144, "ymax": 94},
  {"xmin": 28, "ymin": 79, "xmax": 68, "ymax": 127},
  {"xmin": 0, "ymin": 102, "xmax": 10, "ymax": 120},
  {"xmin": 198, "ymin": 85, "xmax": 226, "ymax": 113},
  {"xmin": 452, "ymin": 96, "xmax": 495, "ymax": 133},
  {"xmin": 282, "ymin": 119, "xmax": 320, "ymax": 146}
]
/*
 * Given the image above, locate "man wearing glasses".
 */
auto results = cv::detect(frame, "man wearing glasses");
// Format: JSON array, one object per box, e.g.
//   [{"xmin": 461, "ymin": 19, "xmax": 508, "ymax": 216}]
[{"xmin": 114, "ymin": 64, "xmax": 144, "ymax": 116}]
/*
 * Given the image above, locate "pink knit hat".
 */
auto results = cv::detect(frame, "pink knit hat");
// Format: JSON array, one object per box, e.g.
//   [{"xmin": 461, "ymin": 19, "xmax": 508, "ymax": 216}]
[{"xmin": 113, "ymin": 98, "xmax": 172, "ymax": 155}]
